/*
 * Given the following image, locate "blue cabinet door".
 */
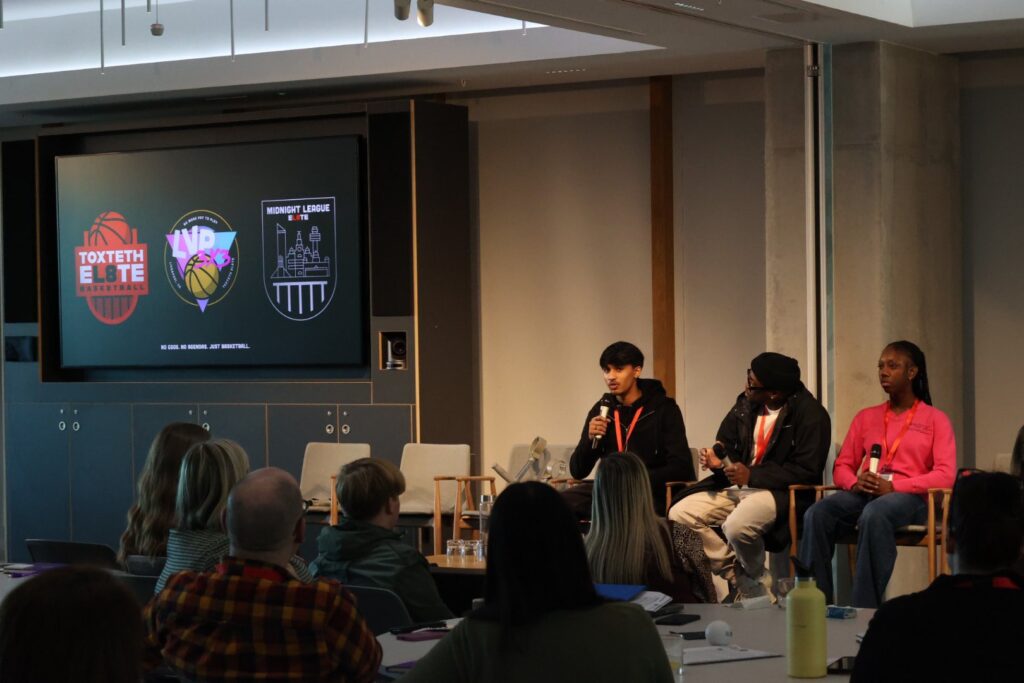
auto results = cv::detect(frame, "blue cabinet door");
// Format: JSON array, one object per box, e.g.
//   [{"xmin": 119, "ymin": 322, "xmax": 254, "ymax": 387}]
[
  {"xmin": 338, "ymin": 404, "xmax": 413, "ymax": 467},
  {"xmin": 69, "ymin": 404, "xmax": 133, "ymax": 551},
  {"xmin": 200, "ymin": 404, "xmax": 267, "ymax": 469},
  {"xmin": 131, "ymin": 404, "xmax": 199, "ymax": 493},
  {"xmin": 6, "ymin": 404, "xmax": 71, "ymax": 561},
  {"xmin": 267, "ymin": 405, "xmax": 338, "ymax": 481}
]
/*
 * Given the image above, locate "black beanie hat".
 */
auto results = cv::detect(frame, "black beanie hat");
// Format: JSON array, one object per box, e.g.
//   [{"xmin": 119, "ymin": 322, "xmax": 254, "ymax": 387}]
[{"xmin": 750, "ymin": 352, "xmax": 801, "ymax": 394}]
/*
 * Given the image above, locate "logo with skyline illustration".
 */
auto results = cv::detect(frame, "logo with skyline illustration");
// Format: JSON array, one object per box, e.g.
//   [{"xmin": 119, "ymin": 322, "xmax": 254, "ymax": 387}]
[
  {"xmin": 164, "ymin": 210, "xmax": 238, "ymax": 312},
  {"xmin": 261, "ymin": 197, "xmax": 337, "ymax": 321}
]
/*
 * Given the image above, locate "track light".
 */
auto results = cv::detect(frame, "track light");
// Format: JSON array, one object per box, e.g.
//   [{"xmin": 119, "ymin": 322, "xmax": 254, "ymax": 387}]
[
  {"xmin": 394, "ymin": 0, "xmax": 410, "ymax": 21},
  {"xmin": 416, "ymin": 0, "xmax": 433, "ymax": 27}
]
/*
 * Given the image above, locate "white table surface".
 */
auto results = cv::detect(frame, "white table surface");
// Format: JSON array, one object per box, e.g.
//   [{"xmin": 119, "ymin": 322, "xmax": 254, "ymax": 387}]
[{"xmin": 377, "ymin": 604, "xmax": 872, "ymax": 682}]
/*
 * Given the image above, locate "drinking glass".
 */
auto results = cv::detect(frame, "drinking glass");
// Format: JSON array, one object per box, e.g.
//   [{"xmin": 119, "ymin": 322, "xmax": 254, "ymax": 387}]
[{"xmin": 660, "ymin": 633, "xmax": 685, "ymax": 679}]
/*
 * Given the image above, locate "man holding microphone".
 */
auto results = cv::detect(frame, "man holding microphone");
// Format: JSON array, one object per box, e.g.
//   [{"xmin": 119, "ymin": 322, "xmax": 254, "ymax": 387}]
[{"xmin": 564, "ymin": 341, "xmax": 694, "ymax": 520}]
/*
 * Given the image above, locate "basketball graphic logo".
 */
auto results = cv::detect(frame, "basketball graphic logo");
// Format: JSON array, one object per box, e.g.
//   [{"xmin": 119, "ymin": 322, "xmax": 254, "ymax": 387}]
[
  {"xmin": 184, "ymin": 253, "xmax": 220, "ymax": 299},
  {"xmin": 74, "ymin": 211, "xmax": 149, "ymax": 325},
  {"xmin": 165, "ymin": 210, "xmax": 238, "ymax": 313},
  {"xmin": 87, "ymin": 211, "xmax": 134, "ymax": 247},
  {"xmin": 261, "ymin": 197, "xmax": 338, "ymax": 321}
]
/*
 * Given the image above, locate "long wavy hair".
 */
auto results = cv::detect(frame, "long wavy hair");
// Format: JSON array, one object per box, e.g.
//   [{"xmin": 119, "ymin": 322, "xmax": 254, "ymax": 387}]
[
  {"xmin": 118, "ymin": 422, "xmax": 210, "ymax": 563},
  {"xmin": 585, "ymin": 452, "xmax": 672, "ymax": 585},
  {"xmin": 176, "ymin": 439, "xmax": 250, "ymax": 532},
  {"xmin": 1012, "ymin": 425, "xmax": 1024, "ymax": 478},
  {"xmin": 886, "ymin": 340, "xmax": 932, "ymax": 405}
]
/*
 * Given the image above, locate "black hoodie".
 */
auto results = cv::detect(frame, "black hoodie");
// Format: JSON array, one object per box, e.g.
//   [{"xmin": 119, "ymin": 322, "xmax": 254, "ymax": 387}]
[{"xmin": 569, "ymin": 378, "xmax": 694, "ymax": 501}]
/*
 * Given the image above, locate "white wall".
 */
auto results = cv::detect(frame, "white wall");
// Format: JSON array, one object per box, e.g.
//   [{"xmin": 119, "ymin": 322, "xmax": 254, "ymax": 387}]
[
  {"xmin": 673, "ymin": 72, "xmax": 767, "ymax": 448},
  {"xmin": 454, "ymin": 85, "xmax": 654, "ymax": 480}
]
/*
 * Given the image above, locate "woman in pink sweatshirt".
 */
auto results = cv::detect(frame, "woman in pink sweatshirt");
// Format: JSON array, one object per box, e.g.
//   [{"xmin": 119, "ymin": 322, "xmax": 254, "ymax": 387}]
[{"xmin": 798, "ymin": 340, "xmax": 957, "ymax": 607}]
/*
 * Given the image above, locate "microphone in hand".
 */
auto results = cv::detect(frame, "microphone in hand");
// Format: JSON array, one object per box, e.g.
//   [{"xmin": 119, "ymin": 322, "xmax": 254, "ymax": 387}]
[
  {"xmin": 591, "ymin": 394, "xmax": 615, "ymax": 449},
  {"xmin": 712, "ymin": 442, "xmax": 732, "ymax": 468},
  {"xmin": 868, "ymin": 444, "xmax": 881, "ymax": 474}
]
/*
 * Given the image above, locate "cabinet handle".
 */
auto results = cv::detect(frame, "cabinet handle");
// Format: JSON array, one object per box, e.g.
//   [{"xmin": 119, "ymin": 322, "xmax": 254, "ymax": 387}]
[
  {"xmin": 202, "ymin": 423, "xmax": 211, "ymax": 431},
  {"xmin": 72, "ymin": 421, "xmax": 80, "ymax": 432},
  {"xmin": 341, "ymin": 424, "xmax": 351, "ymax": 435},
  {"xmin": 325, "ymin": 424, "xmax": 335, "ymax": 435},
  {"xmin": 58, "ymin": 421, "xmax": 66, "ymax": 432}
]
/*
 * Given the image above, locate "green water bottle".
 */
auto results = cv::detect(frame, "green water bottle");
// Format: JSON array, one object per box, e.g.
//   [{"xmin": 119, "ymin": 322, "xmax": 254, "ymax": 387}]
[{"xmin": 786, "ymin": 576, "xmax": 826, "ymax": 678}]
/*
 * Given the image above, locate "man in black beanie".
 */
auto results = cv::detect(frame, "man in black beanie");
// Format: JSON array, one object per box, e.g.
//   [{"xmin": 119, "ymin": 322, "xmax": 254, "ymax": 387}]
[{"xmin": 668, "ymin": 352, "xmax": 830, "ymax": 602}]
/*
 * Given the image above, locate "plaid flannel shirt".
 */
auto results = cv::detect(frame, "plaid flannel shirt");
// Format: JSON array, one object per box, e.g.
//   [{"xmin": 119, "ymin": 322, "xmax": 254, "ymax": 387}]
[{"xmin": 144, "ymin": 556, "xmax": 381, "ymax": 682}]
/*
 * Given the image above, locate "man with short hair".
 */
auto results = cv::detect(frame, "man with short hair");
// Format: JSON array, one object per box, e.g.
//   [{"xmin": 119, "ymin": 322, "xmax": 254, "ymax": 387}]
[
  {"xmin": 144, "ymin": 468, "xmax": 381, "ymax": 683},
  {"xmin": 566, "ymin": 341, "xmax": 694, "ymax": 519},
  {"xmin": 311, "ymin": 457, "xmax": 453, "ymax": 621},
  {"xmin": 852, "ymin": 471, "xmax": 1024, "ymax": 681},
  {"xmin": 668, "ymin": 353, "xmax": 831, "ymax": 601}
]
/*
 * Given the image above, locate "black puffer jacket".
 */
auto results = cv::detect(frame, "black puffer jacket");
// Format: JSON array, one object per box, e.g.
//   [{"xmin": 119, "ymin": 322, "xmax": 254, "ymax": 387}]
[
  {"xmin": 677, "ymin": 384, "xmax": 831, "ymax": 552},
  {"xmin": 569, "ymin": 378, "xmax": 695, "ymax": 501}
]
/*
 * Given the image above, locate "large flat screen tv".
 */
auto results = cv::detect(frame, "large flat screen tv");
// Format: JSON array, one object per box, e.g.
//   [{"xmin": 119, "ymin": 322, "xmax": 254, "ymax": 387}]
[{"xmin": 55, "ymin": 136, "xmax": 366, "ymax": 368}]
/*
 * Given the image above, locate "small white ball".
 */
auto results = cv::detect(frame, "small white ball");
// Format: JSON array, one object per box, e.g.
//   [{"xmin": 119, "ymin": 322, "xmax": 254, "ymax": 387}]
[{"xmin": 705, "ymin": 620, "xmax": 733, "ymax": 646}]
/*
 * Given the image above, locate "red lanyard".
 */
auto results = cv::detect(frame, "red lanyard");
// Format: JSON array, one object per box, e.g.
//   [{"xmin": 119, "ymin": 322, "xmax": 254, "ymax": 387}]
[
  {"xmin": 752, "ymin": 407, "xmax": 776, "ymax": 465},
  {"xmin": 614, "ymin": 407, "xmax": 644, "ymax": 451},
  {"xmin": 881, "ymin": 399, "xmax": 920, "ymax": 471}
]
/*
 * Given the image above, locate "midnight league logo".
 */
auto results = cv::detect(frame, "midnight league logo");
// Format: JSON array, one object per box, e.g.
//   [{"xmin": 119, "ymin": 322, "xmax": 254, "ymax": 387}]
[
  {"xmin": 261, "ymin": 197, "xmax": 337, "ymax": 321},
  {"xmin": 165, "ymin": 210, "xmax": 239, "ymax": 312},
  {"xmin": 74, "ymin": 211, "xmax": 149, "ymax": 325}
]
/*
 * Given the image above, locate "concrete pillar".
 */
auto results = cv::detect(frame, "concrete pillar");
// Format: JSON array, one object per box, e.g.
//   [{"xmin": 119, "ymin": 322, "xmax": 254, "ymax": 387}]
[
  {"xmin": 832, "ymin": 42, "xmax": 961, "ymax": 600},
  {"xmin": 832, "ymin": 42, "xmax": 962, "ymax": 448},
  {"xmin": 764, "ymin": 49, "xmax": 810, "ymax": 370}
]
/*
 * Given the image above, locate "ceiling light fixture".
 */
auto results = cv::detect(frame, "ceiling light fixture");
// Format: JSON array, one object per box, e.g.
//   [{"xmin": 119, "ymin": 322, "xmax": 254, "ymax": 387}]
[
  {"xmin": 363, "ymin": 0, "xmax": 370, "ymax": 46},
  {"xmin": 121, "ymin": 0, "xmax": 126, "ymax": 46},
  {"xmin": 265, "ymin": 0, "xmax": 270, "ymax": 31},
  {"xmin": 417, "ymin": 0, "xmax": 434, "ymax": 27},
  {"xmin": 229, "ymin": 0, "xmax": 236, "ymax": 61},
  {"xmin": 150, "ymin": 0, "xmax": 163, "ymax": 36},
  {"xmin": 394, "ymin": 0, "xmax": 411, "ymax": 21}
]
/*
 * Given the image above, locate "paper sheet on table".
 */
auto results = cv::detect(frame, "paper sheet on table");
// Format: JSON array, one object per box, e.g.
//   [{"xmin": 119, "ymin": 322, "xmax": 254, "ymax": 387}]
[
  {"xmin": 683, "ymin": 645, "xmax": 781, "ymax": 665},
  {"xmin": 631, "ymin": 591, "xmax": 672, "ymax": 612}
]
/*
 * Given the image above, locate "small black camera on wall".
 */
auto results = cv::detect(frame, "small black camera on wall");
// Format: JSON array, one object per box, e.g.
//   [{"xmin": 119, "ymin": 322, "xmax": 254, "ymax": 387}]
[{"xmin": 380, "ymin": 332, "xmax": 407, "ymax": 371}]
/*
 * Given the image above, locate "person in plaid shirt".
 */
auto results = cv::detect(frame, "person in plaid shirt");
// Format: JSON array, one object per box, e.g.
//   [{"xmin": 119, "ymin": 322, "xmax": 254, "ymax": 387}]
[{"xmin": 144, "ymin": 467, "xmax": 382, "ymax": 682}]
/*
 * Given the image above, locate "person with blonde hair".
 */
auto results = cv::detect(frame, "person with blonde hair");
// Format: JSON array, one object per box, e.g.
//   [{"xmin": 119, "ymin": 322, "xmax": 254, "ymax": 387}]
[
  {"xmin": 155, "ymin": 439, "xmax": 311, "ymax": 592},
  {"xmin": 311, "ymin": 457, "xmax": 452, "ymax": 621},
  {"xmin": 586, "ymin": 452, "xmax": 715, "ymax": 602},
  {"xmin": 118, "ymin": 422, "xmax": 210, "ymax": 565}
]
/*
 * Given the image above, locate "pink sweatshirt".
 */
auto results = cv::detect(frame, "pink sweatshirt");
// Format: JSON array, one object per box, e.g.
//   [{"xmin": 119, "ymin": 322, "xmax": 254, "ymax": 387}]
[{"xmin": 833, "ymin": 401, "xmax": 957, "ymax": 496}]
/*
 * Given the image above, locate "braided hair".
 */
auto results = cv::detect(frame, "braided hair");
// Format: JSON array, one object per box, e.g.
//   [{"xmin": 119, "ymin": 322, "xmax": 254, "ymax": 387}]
[{"xmin": 886, "ymin": 340, "xmax": 932, "ymax": 405}]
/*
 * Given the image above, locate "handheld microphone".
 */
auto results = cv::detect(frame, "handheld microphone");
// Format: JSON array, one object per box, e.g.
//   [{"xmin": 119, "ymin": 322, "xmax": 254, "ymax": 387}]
[
  {"xmin": 712, "ymin": 442, "xmax": 732, "ymax": 468},
  {"xmin": 591, "ymin": 394, "xmax": 615, "ymax": 449},
  {"xmin": 868, "ymin": 444, "xmax": 882, "ymax": 474}
]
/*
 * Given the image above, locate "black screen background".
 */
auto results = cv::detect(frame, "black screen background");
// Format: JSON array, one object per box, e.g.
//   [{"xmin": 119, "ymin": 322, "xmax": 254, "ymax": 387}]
[{"xmin": 55, "ymin": 136, "xmax": 366, "ymax": 368}]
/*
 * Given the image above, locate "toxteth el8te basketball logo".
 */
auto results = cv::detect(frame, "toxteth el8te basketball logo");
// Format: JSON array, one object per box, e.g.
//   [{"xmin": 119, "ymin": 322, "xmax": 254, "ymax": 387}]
[
  {"xmin": 74, "ymin": 211, "xmax": 149, "ymax": 325},
  {"xmin": 165, "ymin": 210, "xmax": 239, "ymax": 313}
]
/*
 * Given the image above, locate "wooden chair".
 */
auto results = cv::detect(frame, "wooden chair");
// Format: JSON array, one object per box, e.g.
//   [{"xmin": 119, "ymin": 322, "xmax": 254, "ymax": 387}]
[
  {"xmin": 432, "ymin": 475, "xmax": 497, "ymax": 555},
  {"xmin": 787, "ymin": 485, "xmax": 953, "ymax": 581}
]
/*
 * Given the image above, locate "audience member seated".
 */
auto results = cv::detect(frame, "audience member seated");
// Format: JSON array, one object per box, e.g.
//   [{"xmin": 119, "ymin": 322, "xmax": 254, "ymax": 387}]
[
  {"xmin": 669, "ymin": 352, "xmax": 831, "ymax": 602},
  {"xmin": 155, "ymin": 439, "xmax": 311, "ymax": 593},
  {"xmin": 310, "ymin": 457, "xmax": 453, "ymax": 621},
  {"xmin": 586, "ymin": 451, "xmax": 716, "ymax": 602},
  {"xmin": 852, "ymin": 470, "xmax": 1024, "ymax": 682},
  {"xmin": 0, "ymin": 566, "xmax": 144, "ymax": 683},
  {"xmin": 145, "ymin": 467, "xmax": 381, "ymax": 683},
  {"xmin": 400, "ymin": 481, "xmax": 674, "ymax": 683},
  {"xmin": 118, "ymin": 422, "xmax": 210, "ymax": 566},
  {"xmin": 800, "ymin": 341, "xmax": 956, "ymax": 608}
]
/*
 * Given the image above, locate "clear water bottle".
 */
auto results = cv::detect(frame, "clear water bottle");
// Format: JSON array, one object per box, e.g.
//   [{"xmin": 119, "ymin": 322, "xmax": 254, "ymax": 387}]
[{"xmin": 478, "ymin": 494, "xmax": 495, "ymax": 559}]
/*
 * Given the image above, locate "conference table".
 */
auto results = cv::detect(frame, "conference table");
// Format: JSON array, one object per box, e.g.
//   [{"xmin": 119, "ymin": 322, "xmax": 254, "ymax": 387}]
[{"xmin": 378, "ymin": 602, "xmax": 872, "ymax": 682}]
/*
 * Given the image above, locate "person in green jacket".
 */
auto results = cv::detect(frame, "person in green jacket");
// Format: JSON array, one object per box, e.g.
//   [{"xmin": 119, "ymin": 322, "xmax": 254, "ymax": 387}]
[{"xmin": 310, "ymin": 457, "xmax": 453, "ymax": 622}]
